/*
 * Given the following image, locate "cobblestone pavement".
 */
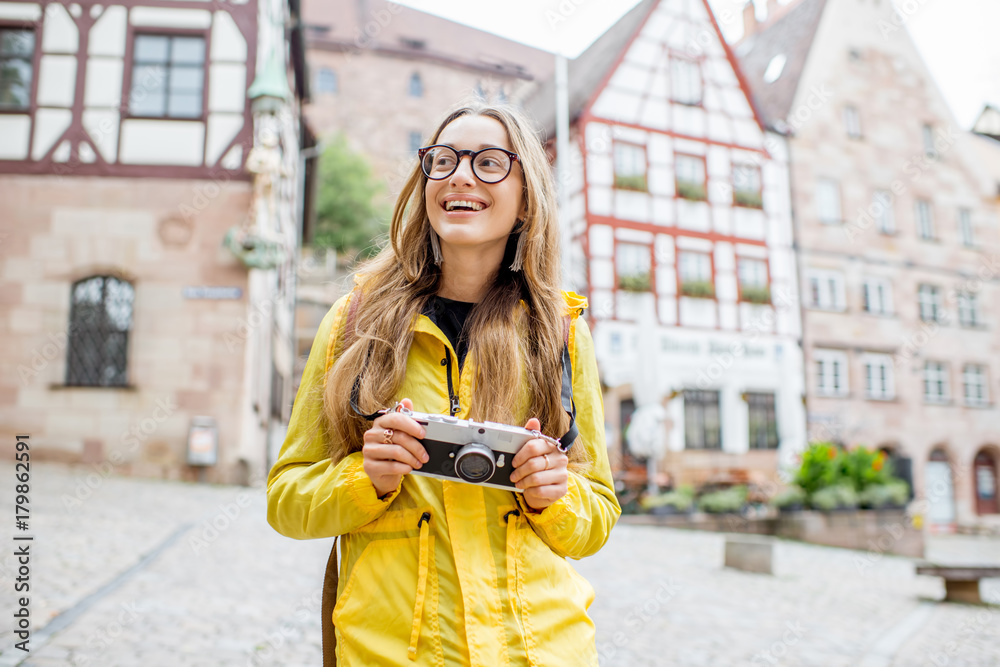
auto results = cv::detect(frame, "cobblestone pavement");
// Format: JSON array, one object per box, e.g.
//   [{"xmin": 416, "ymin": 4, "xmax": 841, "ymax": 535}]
[{"xmin": 1, "ymin": 462, "xmax": 998, "ymax": 666}]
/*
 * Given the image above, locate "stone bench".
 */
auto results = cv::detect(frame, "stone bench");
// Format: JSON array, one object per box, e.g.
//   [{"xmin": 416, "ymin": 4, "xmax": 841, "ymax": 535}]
[
  {"xmin": 724, "ymin": 535, "xmax": 773, "ymax": 575},
  {"xmin": 915, "ymin": 565, "xmax": 1000, "ymax": 604}
]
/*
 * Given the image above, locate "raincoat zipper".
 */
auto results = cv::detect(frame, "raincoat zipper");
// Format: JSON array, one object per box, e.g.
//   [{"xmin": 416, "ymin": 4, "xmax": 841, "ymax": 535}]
[{"xmin": 443, "ymin": 348, "xmax": 460, "ymax": 416}]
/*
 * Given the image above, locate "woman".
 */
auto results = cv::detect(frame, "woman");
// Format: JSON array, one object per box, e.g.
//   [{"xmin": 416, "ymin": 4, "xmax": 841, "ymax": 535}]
[{"xmin": 267, "ymin": 101, "xmax": 620, "ymax": 666}]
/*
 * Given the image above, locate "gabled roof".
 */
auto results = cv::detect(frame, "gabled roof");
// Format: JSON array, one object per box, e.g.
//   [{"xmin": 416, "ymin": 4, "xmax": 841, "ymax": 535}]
[
  {"xmin": 301, "ymin": 0, "xmax": 553, "ymax": 82},
  {"xmin": 973, "ymin": 104, "xmax": 1000, "ymax": 141},
  {"xmin": 735, "ymin": 0, "xmax": 829, "ymax": 131},
  {"xmin": 521, "ymin": 0, "xmax": 658, "ymax": 139}
]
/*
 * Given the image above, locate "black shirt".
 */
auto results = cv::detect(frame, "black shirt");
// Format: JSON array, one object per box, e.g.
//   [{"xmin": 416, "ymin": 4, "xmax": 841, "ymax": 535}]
[{"xmin": 423, "ymin": 295, "xmax": 475, "ymax": 369}]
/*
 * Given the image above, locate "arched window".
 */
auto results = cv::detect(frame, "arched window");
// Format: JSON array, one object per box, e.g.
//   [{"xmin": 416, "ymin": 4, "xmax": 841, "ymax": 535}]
[
  {"xmin": 408, "ymin": 71, "xmax": 423, "ymax": 98},
  {"xmin": 66, "ymin": 276, "xmax": 134, "ymax": 387}
]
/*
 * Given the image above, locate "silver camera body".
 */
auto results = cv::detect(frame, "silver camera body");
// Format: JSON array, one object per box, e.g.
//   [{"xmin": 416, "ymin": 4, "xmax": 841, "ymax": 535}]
[{"xmin": 400, "ymin": 408, "xmax": 536, "ymax": 492}]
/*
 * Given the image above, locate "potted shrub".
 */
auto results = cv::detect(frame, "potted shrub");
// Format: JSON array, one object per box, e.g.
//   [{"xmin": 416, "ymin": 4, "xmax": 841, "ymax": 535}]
[
  {"xmin": 618, "ymin": 272, "xmax": 651, "ymax": 292},
  {"xmin": 740, "ymin": 285, "xmax": 771, "ymax": 305},
  {"xmin": 642, "ymin": 485, "xmax": 695, "ymax": 516},
  {"xmin": 677, "ymin": 180, "xmax": 707, "ymax": 201},
  {"xmin": 859, "ymin": 481, "xmax": 910, "ymax": 510},
  {"xmin": 809, "ymin": 484, "xmax": 859, "ymax": 512},
  {"xmin": 793, "ymin": 442, "xmax": 841, "ymax": 497},
  {"xmin": 680, "ymin": 280, "xmax": 715, "ymax": 299},
  {"xmin": 697, "ymin": 485, "xmax": 748, "ymax": 514},
  {"xmin": 771, "ymin": 485, "xmax": 807, "ymax": 513}
]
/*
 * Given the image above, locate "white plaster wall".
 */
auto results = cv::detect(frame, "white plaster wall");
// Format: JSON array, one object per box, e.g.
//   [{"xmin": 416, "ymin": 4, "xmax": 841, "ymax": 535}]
[{"xmin": 119, "ymin": 120, "xmax": 205, "ymax": 165}]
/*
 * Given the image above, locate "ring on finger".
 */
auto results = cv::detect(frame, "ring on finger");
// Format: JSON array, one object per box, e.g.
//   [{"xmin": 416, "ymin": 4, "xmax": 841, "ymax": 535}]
[
  {"xmin": 543, "ymin": 453, "xmax": 550, "ymax": 471},
  {"xmin": 382, "ymin": 428, "xmax": 394, "ymax": 445}
]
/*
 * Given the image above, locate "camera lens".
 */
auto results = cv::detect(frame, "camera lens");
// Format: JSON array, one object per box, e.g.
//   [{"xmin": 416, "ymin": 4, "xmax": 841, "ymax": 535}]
[{"xmin": 454, "ymin": 443, "xmax": 496, "ymax": 484}]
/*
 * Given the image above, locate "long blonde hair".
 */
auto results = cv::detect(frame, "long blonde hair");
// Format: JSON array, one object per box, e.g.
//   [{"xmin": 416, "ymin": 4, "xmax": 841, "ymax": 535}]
[{"xmin": 323, "ymin": 101, "xmax": 586, "ymax": 468}]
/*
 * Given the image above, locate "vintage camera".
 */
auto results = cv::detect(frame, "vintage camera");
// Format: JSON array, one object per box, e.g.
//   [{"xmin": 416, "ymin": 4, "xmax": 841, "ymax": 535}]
[{"xmin": 397, "ymin": 408, "xmax": 543, "ymax": 492}]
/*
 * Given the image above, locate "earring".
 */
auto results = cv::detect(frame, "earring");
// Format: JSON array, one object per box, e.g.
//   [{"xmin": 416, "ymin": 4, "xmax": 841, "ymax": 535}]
[
  {"xmin": 510, "ymin": 219, "xmax": 526, "ymax": 272},
  {"xmin": 429, "ymin": 226, "xmax": 443, "ymax": 266}
]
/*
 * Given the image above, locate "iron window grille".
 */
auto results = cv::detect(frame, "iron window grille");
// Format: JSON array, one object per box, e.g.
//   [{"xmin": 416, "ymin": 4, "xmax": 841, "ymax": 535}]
[
  {"xmin": 66, "ymin": 276, "xmax": 134, "ymax": 387},
  {"xmin": 747, "ymin": 392, "xmax": 778, "ymax": 449},
  {"xmin": 684, "ymin": 390, "xmax": 721, "ymax": 450}
]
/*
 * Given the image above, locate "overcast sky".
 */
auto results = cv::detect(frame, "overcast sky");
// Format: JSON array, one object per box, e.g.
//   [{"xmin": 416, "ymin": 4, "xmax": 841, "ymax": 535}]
[{"xmin": 395, "ymin": 0, "xmax": 998, "ymax": 130}]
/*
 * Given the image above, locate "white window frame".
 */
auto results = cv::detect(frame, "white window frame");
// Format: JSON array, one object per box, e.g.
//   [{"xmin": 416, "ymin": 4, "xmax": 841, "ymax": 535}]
[
  {"xmin": 844, "ymin": 105, "xmax": 862, "ymax": 139},
  {"xmin": 816, "ymin": 179, "xmax": 842, "ymax": 224},
  {"xmin": 737, "ymin": 257, "xmax": 768, "ymax": 289},
  {"xmin": 959, "ymin": 208, "xmax": 975, "ymax": 247},
  {"xmin": 671, "ymin": 57, "xmax": 702, "ymax": 105},
  {"xmin": 915, "ymin": 199, "xmax": 935, "ymax": 240},
  {"xmin": 923, "ymin": 361, "xmax": 950, "ymax": 403},
  {"xmin": 923, "ymin": 123, "xmax": 937, "ymax": 158},
  {"xmin": 816, "ymin": 349, "xmax": 849, "ymax": 397},
  {"xmin": 806, "ymin": 269, "xmax": 846, "ymax": 311},
  {"xmin": 613, "ymin": 142, "xmax": 645, "ymax": 179},
  {"xmin": 863, "ymin": 277, "xmax": 893, "ymax": 315},
  {"xmin": 873, "ymin": 190, "xmax": 895, "ymax": 234},
  {"xmin": 675, "ymin": 154, "xmax": 706, "ymax": 187},
  {"xmin": 616, "ymin": 242, "xmax": 651, "ymax": 280},
  {"xmin": 963, "ymin": 364, "xmax": 990, "ymax": 407},
  {"xmin": 958, "ymin": 291, "xmax": 981, "ymax": 327},
  {"xmin": 918, "ymin": 284, "xmax": 942, "ymax": 322},
  {"xmin": 862, "ymin": 353, "xmax": 895, "ymax": 400},
  {"xmin": 678, "ymin": 250, "xmax": 712, "ymax": 283}
]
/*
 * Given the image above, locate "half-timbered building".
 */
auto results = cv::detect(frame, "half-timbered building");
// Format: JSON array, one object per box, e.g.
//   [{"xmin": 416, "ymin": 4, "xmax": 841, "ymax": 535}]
[{"xmin": 0, "ymin": 0, "xmax": 309, "ymax": 484}]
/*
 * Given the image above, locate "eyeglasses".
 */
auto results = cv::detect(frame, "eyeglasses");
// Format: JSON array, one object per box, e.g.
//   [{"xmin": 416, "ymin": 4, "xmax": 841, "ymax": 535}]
[{"xmin": 418, "ymin": 145, "xmax": 519, "ymax": 184}]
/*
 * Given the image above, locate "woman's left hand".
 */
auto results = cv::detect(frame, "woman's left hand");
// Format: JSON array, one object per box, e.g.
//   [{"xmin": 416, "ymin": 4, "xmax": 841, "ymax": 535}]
[{"xmin": 510, "ymin": 417, "xmax": 568, "ymax": 510}]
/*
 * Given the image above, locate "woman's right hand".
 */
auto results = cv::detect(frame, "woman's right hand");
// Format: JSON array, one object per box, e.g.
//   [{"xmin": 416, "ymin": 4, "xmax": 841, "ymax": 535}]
[{"xmin": 363, "ymin": 398, "xmax": 429, "ymax": 498}]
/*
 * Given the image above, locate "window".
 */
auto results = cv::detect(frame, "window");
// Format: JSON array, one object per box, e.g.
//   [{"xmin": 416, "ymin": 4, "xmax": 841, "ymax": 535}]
[
  {"xmin": 129, "ymin": 34, "xmax": 205, "ymax": 118},
  {"xmin": 737, "ymin": 257, "xmax": 769, "ymax": 304},
  {"xmin": 315, "ymin": 67, "xmax": 337, "ymax": 94},
  {"xmin": 733, "ymin": 164, "xmax": 763, "ymax": 208},
  {"xmin": 863, "ymin": 277, "xmax": 893, "ymax": 315},
  {"xmin": 959, "ymin": 208, "xmax": 975, "ymax": 247},
  {"xmin": 806, "ymin": 269, "xmax": 845, "ymax": 311},
  {"xmin": 763, "ymin": 54, "xmax": 786, "ymax": 83},
  {"xmin": 963, "ymin": 364, "xmax": 989, "ymax": 407},
  {"xmin": 671, "ymin": 57, "xmax": 702, "ymax": 105},
  {"xmin": 684, "ymin": 390, "xmax": 720, "ymax": 449},
  {"xmin": 678, "ymin": 251, "xmax": 714, "ymax": 298},
  {"xmin": 815, "ymin": 349, "xmax": 849, "ymax": 397},
  {"xmin": 613, "ymin": 142, "xmax": 647, "ymax": 191},
  {"xmin": 816, "ymin": 179, "xmax": 841, "ymax": 224},
  {"xmin": 918, "ymin": 284, "xmax": 942, "ymax": 322},
  {"xmin": 747, "ymin": 392, "xmax": 778, "ymax": 449},
  {"xmin": 923, "ymin": 124, "xmax": 936, "ymax": 158},
  {"xmin": 923, "ymin": 361, "xmax": 949, "ymax": 403},
  {"xmin": 66, "ymin": 276, "xmax": 134, "ymax": 387},
  {"xmin": 675, "ymin": 154, "xmax": 706, "ymax": 200},
  {"xmin": 408, "ymin": 131, "xmax": 422, "ymax": 154},
  {"xmin": 0, "ymin": 28, "xmax": 34, "ymax": 110},
  {"xmin": 863, "ymin": 353, "xmax": 895, "ymax": 400},
  {"xmin": 408, "ymin": 71, "xmax": 423, "ymax": 97},
  {"xmin": 873, "ymin": 190, "xmax": 895, "ymax": 234},
  {"xmin": 844, "ymin": 105, "xmax": 862, "ymax": 139},
  {"xmin": 915, "ymin": 200, "xmax": 934, "ymax": 240},
  {"xmin": 616, "ymin": 242, "xmax": 651, "ymax": 291},
  {"xmin": 958, "ymin": 291, "xmax": 981, "ymax": 327}
]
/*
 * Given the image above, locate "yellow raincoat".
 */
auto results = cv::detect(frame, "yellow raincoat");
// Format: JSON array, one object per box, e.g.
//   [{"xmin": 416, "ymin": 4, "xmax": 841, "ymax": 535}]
[{"xmin": 266, "ymin": 291, "xmax": 621, "ymax": 666}]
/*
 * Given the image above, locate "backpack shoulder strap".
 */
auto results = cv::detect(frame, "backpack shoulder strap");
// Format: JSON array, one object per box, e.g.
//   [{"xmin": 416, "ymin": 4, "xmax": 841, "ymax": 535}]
[{"xmin": 559, "ymin": 313, "xmax": 579, "ymax": 450}]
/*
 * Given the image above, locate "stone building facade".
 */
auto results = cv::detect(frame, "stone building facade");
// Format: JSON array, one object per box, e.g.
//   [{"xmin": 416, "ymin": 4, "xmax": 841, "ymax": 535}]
[
  {"xmin": 525, "ymin": 0, "xmax": 807, "ymax": 492},
  {"xmin": 0, "ymin": 0, "xmax": 309, "ymax": 484},
  {"xmin": 739, "ymin": 0, "xmax": 1000, "ymax": 530}
]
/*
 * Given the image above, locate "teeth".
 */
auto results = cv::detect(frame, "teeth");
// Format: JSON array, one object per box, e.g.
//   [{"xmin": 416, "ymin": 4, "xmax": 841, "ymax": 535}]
[{"xmin": 445, "ymin": 200, "xmax": 485, "ymax": 211}]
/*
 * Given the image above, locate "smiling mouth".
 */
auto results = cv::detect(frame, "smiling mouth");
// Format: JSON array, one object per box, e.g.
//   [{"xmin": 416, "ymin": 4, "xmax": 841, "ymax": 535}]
[{"xmin": 444, "ymin": 200, "xmax": 487, "ymax": 212}]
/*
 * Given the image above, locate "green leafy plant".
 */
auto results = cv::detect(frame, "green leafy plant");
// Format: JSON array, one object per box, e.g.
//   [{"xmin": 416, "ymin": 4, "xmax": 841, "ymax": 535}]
[
  {"xmin": 615, "ymin": 174, "xmax": 648, "ymax": 191},
  {"xmin": 681, "ymin": 280, "xmax": 715, "ymax": 299},
  {"xmin": 313, "ymin": 133, "xmax": 390, "ymax": 258},
  {"xmin": 792, "ymin": 442, "xmax": 841, "ymax": 496},
  {"xmin": 641, "ymin": 485, "xmax": 695, "ymax": 512},
  {"xmin": 734, "ymin": 189, "xmax": 763, "ymax": 208},
  {"xmin": 838, "ymin": 446, "xmax": 894, "ymax": 492},
  {"xmin": 859, "ymin": 481, "xmax": 909, "ymax": 509},
  {"xmin": 809, "ymin": 484, "xmax": 859, "ymax": 511},
  {"xmin": 697, "ymin": 485, "xmax": 748, "ymax": 514},
  {"xmin": 740, "ymin": 286, "xmax": 771, "ymax": 305},
  {"xmin": 771, "ymin": 485, "xmax": 807, "ymax": 510},
  {"xmin": 677, "ymin": 180, "xmax": 707, "ymax": 201},
  {"xmin": 618, "ymin": 272, "xmax": 651, "ymax": 292}
]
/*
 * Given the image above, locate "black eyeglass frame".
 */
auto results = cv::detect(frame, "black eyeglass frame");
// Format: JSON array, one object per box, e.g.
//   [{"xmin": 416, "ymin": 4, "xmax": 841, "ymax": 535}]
[{"xmin": 417, "ymin": 144, "xmax": 520, "ymax": 184}]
